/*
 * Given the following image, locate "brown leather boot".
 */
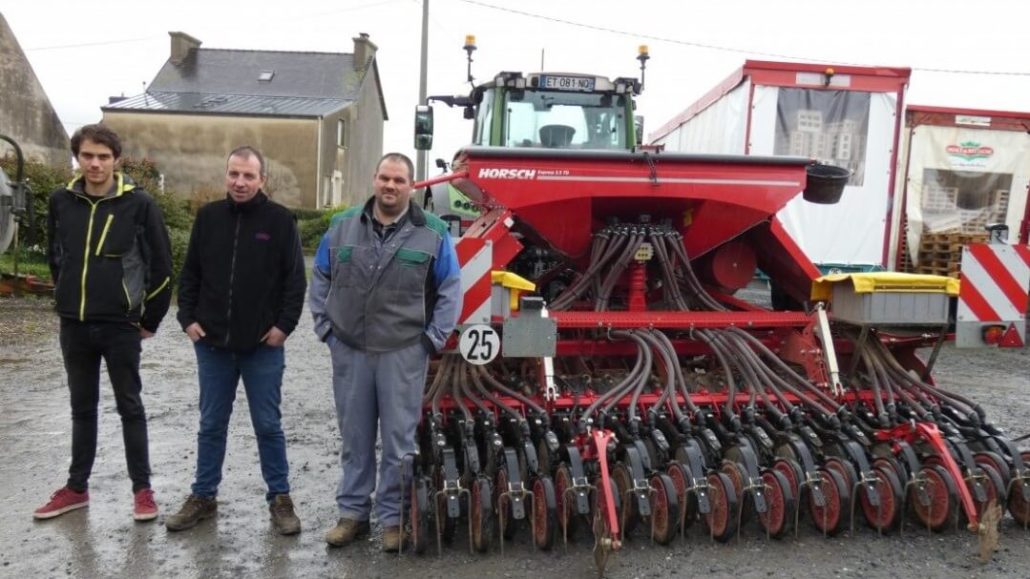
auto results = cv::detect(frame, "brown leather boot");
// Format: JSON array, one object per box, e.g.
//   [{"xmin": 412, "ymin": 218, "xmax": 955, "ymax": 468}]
[{"xmin": 325, "ymin": 518, "xmax": 370, "ymax": 547}]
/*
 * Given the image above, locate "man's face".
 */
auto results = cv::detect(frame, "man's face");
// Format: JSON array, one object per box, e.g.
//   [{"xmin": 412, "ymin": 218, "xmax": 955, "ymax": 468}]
[
  {"xmin": 76, "ymin": 139, "xmax": 117, "ymax": 192},
  {"xmin": 225, "ymin": 154, "xmax": 265, "ymax": 204},
  {"xmin": 373, "ymin": 159, "xmax": 413, "ymax": 214}
]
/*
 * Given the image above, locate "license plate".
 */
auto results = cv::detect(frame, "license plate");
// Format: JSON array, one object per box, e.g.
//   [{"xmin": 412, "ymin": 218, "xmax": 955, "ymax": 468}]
[{"xmin": 540, "ymin": 75, "xmax": 595, "ymax": 92}]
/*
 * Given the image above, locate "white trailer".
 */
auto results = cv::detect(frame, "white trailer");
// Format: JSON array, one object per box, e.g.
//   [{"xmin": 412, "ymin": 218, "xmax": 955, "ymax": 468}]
[
  {"xmin": 895, "ymin": 105, "xmax": 1030, "ymax": 268},
  {"xmin": 650, "ymin": 60, "xmax": 911, "ymax": 271}
]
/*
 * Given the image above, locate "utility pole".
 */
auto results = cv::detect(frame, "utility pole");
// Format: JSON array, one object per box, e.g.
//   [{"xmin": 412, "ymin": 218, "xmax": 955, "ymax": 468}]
[{"xmin": 417, "ymin": 0, "xmax": 429, "ymax": 182}]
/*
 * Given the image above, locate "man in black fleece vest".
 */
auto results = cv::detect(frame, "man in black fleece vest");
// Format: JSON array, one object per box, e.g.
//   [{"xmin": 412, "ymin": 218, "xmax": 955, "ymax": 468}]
[{"xmin": 167, "ymin": 146, "xmax": 306, "ymax": 535}]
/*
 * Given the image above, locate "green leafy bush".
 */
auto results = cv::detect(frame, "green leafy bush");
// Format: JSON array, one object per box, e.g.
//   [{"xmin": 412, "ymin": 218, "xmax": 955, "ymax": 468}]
[
  {"xmin": 1, "ymin": 155, "xmax": 73, "ymax": 251},
  {"xmin": 296, "ymin": 206, "xmax": 347, "ymax": 252}
]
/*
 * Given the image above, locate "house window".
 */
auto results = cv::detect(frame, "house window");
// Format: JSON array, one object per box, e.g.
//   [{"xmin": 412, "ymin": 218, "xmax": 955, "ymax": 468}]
[
  {"xmin": 337, "ymin": 119, "xmax": 347, "ymax": 148},
  {"xmin": 258, "ymin": 71, "xmax": 275, "ymax": 82}
]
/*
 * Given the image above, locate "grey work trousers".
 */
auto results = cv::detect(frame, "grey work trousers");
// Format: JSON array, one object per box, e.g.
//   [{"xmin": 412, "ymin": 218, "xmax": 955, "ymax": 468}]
[{"xmin": 329, "ymin": 337, "xmax": 428, "ymax": 526}]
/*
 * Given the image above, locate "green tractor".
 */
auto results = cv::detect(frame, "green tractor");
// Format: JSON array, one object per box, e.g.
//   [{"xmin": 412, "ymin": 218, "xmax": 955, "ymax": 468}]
[{"xmin": 414, "ymin": 38, "xmax": 650, "ymax": 153}]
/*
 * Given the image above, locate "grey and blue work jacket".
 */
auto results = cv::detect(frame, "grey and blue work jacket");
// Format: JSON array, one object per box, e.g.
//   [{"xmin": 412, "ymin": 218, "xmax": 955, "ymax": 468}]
[{"xmin": 310, "ymin": 197, "xmax": 461, "ymax": 354}]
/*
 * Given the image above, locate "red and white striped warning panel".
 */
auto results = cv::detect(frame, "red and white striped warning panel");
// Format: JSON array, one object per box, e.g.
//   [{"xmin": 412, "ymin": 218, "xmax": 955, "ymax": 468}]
[
  {"xmin": 456, "ymin": 238, "xmax": 492, "ymax": 325},
  {"xmin": 956, "ymin": 243, "xmax": 1030, "ymax": 348}
]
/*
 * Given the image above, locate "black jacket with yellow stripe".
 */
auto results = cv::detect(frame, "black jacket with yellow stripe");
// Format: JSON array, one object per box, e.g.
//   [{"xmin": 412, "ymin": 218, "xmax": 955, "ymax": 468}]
[{"xmin": 47, "ymin": 173, "xmax": 173, "ymax": 332}]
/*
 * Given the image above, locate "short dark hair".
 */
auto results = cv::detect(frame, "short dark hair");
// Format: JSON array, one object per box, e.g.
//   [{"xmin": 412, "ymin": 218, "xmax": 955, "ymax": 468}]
[
  {"xmin": 71, "ymin": 124, "xmax": 122, "ymax": 159},
  {"xmin": 376, "ymin": 152, "xmax": 414, "ymax": 182},
  {"xmin": 228, "ymin": 145, "xmax": 266, "ymax": 177}
]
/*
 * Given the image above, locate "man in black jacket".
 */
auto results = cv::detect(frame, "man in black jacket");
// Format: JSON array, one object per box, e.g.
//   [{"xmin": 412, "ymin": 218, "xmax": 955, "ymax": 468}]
[
  {"xmin": 166, "ymin": 146, "xmax": 306, "ymax": 535},
  {"xmin": 35, "ymin": 124, "xmax": 172, "ymax": 522}
]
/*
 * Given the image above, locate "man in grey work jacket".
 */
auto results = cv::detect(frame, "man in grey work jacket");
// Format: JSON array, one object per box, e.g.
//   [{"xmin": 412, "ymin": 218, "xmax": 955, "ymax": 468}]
[{"xmin": 309, "ymin": 152, "xmax": 461, "ymax": 552}]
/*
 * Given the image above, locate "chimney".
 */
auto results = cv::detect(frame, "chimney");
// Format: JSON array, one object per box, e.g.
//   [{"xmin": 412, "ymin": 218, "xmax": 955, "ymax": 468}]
[
  {"xmin": 169, "ymin": 31, "xmax": 202, "ymax": 66},
  {"xmin": 352, "ymin": 33, "xmax": 377, "ymax": 71}
]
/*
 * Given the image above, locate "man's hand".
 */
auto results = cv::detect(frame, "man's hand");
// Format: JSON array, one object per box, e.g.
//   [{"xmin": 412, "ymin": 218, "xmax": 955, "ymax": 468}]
[
  {"xmin": 185, "ymin": 322, "xmax": 206, "ymax": 343},
  {"xmin": 140, "ymin": 329, "xmax": 155, "ymax": 339},
  {"xmin": 262, "ymin": 326, "xmax": 288, "ymax": 347}
]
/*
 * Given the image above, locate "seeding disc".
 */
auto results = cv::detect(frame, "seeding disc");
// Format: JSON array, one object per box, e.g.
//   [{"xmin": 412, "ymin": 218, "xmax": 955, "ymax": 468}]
[
  {"xmin": 649, "ymin": 474, "xmax": 679, "ymax": 545},
  {"xmin": 910, "ymin": 465, "xmax": 957, "ymax": 532},
  {"xmin": 771, "ymin": 457, "xmax": 804, "ymax": 506},
  {"xmin": 974, "ymin": 451, "xmax": 1012, "ymax": 493},
  {"xmin": 757, "ymin": 470, "xmax": 793, "ymax": 539},
  {"xmin": 719, "ymin": 460, "xmax": 752, "ymax": 524},
  {"xmin": 975, "ymin": 463, "xmax": 1005, "ymax": 518},
  {"xmin": 471, "ymin": 477, "xmax": 494, "ymax": 552},
  {"xmin": 532, "ymin": 476, "xmax": 558, "ymax": 550},
  {"xmin": 555, "ymin": 463, "xmax": 577, "ymax": 535},
  {"xmin": 611, "ymin": 463, "xmax": 639, "ymax": 534},
  {"xmin": 410, "ymin": 477, "xmax": 432, "ymax": 554},
  {"xmin": 1007, "ymin": 451, "xmax": 1030, "ymax": 526},
  {"xmin": 667, "ymin": 462, "xmax": 697, "ymax": 528},
  {"xmin": 705, "ymin": 472, "xmax": 738, "ymax": 543},
  {"xmin": 861, "ymin": 460, "xmax": 903, "ymax": 532},
  {"xmin": 810, "ymin": 468, "xmax": 848, "ymax": 536}
]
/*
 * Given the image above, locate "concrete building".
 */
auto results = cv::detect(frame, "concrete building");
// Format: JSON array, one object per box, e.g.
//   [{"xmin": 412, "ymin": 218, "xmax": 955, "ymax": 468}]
[
  {"xmin": 0, "ymin": 12, "xmax": 70, "ymax": 167},
  {"xmin": 102, "ymin": 32, "xmax": 386, "ymax": 209}
]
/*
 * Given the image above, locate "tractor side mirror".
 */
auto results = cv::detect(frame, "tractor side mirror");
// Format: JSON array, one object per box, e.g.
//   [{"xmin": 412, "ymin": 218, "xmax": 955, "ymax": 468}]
[
  {"xmin": 634, "ymin": 115, "xmax": 645, "ymax": 145},
  {"xmin": 435, "ymin": 158, "xmax": 449, "ymax": 171},
  {"xmin": 463, "ymin": 106, "xmax": 475, "ymax": 120},
  {"xmin": 414, "ymin": 105, "xmax": 434, "ymax": 150}
]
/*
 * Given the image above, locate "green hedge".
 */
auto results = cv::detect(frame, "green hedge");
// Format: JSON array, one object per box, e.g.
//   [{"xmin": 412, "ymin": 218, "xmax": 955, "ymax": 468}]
[{"xmin": 296, "ymin": 206, "xmax": 347, "ymax": 252}]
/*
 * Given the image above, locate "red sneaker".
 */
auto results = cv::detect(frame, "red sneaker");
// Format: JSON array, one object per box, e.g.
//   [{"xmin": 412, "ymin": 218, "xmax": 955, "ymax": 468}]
[
  {"xmin": 34, "ymin": 487, "xmax": 89, "ymax": 519},
  {"xmin": 133, "ymin": 488, "xmax": 158, "ymax": 521}
]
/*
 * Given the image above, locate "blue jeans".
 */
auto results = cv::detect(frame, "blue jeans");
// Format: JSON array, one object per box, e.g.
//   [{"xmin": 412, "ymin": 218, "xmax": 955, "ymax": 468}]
[{"xmin": 191, "ymin": 342, "xmax": 289, "ymax": 501}]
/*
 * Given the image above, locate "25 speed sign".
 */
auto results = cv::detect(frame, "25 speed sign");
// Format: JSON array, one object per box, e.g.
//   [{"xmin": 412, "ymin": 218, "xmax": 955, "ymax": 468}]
[{"xmin": 458, "ymin": 324, "xmax": 500, "ymax": 365}]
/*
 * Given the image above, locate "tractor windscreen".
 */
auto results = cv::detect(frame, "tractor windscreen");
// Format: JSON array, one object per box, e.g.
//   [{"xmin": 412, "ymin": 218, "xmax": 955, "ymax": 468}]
[{"xmin": 499, "ymin": 89, "xmax": 628, "ymax": 150}]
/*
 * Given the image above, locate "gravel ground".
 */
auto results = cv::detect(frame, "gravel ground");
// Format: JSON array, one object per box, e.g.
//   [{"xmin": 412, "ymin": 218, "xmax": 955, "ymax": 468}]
[{"xmin": 0, "ymin": 296, "xmax": 1027, "ymax": 579}]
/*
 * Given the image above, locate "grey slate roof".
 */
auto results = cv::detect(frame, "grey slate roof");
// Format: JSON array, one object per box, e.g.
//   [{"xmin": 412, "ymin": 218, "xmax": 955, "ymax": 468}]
[{"xmin": 104, "ymin": 48, "xmax": 366, "ymax": 118}]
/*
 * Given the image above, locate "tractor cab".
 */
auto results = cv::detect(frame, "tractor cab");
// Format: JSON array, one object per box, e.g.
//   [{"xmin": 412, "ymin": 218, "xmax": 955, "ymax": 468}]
[{"xmin": 414, "ymin": 39, "xmax": 649, "ymax": 152}]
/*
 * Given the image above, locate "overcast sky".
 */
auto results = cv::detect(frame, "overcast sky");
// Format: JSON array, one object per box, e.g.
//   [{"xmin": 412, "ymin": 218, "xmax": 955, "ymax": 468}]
[{"xmin": 3, "ymin": 0, "xmax": 1028, "ymax": 180}]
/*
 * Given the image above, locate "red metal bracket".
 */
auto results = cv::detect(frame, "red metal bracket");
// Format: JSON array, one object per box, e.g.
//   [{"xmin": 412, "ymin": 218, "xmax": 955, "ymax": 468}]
[{"xmin": 592, "ymin": 429, "xmax": 622, "ymax": 548}]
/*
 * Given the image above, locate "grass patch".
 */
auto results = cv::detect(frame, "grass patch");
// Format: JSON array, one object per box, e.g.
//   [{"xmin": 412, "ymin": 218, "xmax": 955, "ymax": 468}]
[{"xmin": 0, "ymin": 250, "xmax": 50, "ymax": 280}]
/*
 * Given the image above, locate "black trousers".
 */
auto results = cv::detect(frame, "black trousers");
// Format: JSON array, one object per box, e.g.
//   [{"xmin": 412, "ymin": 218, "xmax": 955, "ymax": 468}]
[{"xmin": 59, "ymin": 319, "xmax": 151, "ymax": 493}]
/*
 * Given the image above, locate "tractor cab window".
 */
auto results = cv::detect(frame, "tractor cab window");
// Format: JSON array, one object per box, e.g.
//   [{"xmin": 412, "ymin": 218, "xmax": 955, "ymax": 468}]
[{"xmin": 502, "ymin": 90, "xmax": 627, "ymax": 150}]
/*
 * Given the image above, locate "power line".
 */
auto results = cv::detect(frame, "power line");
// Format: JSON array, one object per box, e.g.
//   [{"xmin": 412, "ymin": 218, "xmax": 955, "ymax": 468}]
[
  {"xmin": 28, "ymin": 36, "xmax": 156, "ymax": 51},
  {"xmin": 456, "ymin": 0, "xmax": 1030, "ymax": 77}
]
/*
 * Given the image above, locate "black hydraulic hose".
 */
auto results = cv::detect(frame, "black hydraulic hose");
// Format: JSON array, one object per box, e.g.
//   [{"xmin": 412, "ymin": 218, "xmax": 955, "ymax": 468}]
[
  {"xmin": 871, "ymin": 338, "xmax": 984, "ymax": 421},
  {"xmin": 469, "ymin": 363, "xmax": 524, "ymax": 423},
  {"xmin": 474, "ymin": 364, "xmax": 548, "ymax": 415},
  {"xmin": 457, "ymin": 362, "xmax": 491, "ymax": 417},
  {"xmin": 709, "ymin": 331, "xmax": 758, "ymax": 414},
  {"xmin": 650, "ymin": 329, "xmax": 699, "ymax": 415},
  {"xmin": 666, "ymin": 232, "xmax": 726, "ymax": 312},
  {"xmin": 596, "ymin": 232, "xmax": 644, "ymax": 311},
  {"xmin": 580, "ymin": 330, "xmax": 647, "ymax": 423},
  {"xmin": 857, "ymin": 346, "xmax": 888, "ymax": 419},
  {"xmin": 726, "ymin": 327, "xmax": 843, "ymax": 413},
  {"xmin": 717, "ymin": 331, "xmax": 788, "ymax": 427},
  {"xmin": 617, "ymin": 331, "xmax": 656, "ymax": 428},
  {"xmin": 426, "ymin": 354, "xmax": 455, "ymax": 407},
  {"xmin": 696, "ymin": 329, "xmax": 740, "ymax": 424},
  {"xmin": 551, "ymin": 228, "xmax": 628, "ymax": 310},
  {"xmin": 634, "ymin": 331, "xmax": 673, "ymax": 415},
  {"xmin": 649, "ymin": 229, "xmax": 689, "ymax": 310},
  {"xmin": 451, "ymin": 362, "xmax": 475, "ymax": 422}
]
